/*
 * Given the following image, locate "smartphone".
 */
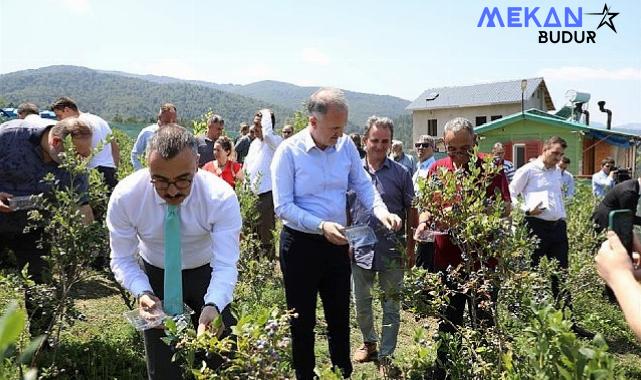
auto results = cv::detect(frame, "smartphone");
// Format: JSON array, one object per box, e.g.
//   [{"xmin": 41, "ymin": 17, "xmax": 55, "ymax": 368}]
[{"xmin": 608, "ymin": 209, "xmax": 634, "ymax": 254}]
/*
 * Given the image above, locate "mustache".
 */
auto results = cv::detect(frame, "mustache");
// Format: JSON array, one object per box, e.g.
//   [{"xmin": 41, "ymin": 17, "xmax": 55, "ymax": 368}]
[{"xmin": 165, "ymin": 193, "xmax": 184, "ymax": 199}]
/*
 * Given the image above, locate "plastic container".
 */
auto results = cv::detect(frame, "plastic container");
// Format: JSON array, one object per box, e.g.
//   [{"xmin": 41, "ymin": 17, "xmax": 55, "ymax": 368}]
[
  {"xmin": 124, "ymin": 303, "xmax": 194, "ymax": 331},
  {"xmin": 343, "ymin": 225, "xmax": 378, "ymax": 248}
]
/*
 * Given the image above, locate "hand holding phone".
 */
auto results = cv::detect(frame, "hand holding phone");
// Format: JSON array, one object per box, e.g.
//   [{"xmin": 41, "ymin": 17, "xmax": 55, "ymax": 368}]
[{"xmin": 608, "ymin": 209, "xmax": 634, "ymax": 254}]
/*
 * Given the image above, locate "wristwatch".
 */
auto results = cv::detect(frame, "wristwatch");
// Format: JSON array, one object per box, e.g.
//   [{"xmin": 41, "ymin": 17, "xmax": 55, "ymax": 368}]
[
  {"xmin": 204, "ymin": 302, "xmax": 221, "ymax": 314},
  {"xmin": 137, "ymin": 290, "xmax": 155, "ymax": 301}
]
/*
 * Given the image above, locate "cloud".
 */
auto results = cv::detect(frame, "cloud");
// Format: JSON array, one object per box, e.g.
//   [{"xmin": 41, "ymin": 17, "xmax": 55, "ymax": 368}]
[
  {"xmin": 537, "ymin": 66, "xmax": 641, "ymax": 81},
  {"xmin": 61, "ymin": 0, "xmax": 90, "ymax": 13},
  {"xmin": 301, "ymin": 48, "xmax": 330, "ymax": 65}
]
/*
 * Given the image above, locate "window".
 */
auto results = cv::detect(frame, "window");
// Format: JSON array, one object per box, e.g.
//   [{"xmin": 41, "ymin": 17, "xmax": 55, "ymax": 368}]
[
  {"xmin": 475, "ymin": 116, "xmax": 487, "ymax": 127},
  {"xmin": 491, "ymin": 115, "xmax": 502, "ymax": 121},
  {"xmin": 427, "ymin": 119, "xmax": 437, "ymax": 136},
  {"xmin": 513, "ymin": 144, "xmax": 526, "ymax": 168}
]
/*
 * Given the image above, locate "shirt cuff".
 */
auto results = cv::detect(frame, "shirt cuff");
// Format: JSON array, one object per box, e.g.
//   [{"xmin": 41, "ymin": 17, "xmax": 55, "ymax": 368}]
[{"xmin": 130, "ymin": 278, "xmax": 153, "ymax": 300}]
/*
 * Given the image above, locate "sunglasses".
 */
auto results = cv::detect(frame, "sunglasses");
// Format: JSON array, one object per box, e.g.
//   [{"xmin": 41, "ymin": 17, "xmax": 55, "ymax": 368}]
[{"xmin": 415, "ymin": 143, "xmax": 432, "ymax": 148}]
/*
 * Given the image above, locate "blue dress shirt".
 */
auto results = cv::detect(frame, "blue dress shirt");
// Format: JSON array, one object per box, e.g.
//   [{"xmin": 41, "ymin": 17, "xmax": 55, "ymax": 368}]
[{"xmin": 271, "ymin": 127, "xmax": 387, "ymax": 234}]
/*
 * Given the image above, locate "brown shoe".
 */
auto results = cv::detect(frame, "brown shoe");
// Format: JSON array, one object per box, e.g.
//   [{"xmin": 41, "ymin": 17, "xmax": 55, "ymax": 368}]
[{"xmin": 353, "ymin": 342, "xmax": 378, "ymax": 363}]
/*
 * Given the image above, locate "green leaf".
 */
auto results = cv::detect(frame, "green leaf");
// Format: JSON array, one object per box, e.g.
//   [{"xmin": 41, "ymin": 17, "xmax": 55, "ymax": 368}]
[
  {"xmin": 0, "ymin": 302, "xmax": 25, "ymax": 354},
  {"xmin": 18, "ymin": 335, "xmax": 46, "ymax": 364}
]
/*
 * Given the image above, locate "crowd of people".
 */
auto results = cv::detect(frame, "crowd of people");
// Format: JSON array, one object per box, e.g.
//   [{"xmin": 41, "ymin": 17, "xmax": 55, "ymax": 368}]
[{"xmin": 1, "ymin": 89, "xmax": 640, "ymax": 380}]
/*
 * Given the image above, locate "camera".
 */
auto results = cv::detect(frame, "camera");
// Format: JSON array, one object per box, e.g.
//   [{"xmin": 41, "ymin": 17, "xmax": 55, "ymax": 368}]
[{"xmin": 611, "ymin": 166, "xmax": 631, "ymax": 184}]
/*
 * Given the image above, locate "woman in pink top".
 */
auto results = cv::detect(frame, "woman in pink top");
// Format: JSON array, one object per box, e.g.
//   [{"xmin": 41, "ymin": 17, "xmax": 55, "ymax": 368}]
[{"xmin": 203, "ymin": 136, "xmax": 243, "ymax": 189}]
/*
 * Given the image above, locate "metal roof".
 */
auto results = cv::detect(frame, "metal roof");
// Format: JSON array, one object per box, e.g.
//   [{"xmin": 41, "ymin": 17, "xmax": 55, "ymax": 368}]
[
  {"xmin": 406, "ymin": 77, "xmax": 555, "ymax": 111},
  {"xmin": 475, "ymin": 109, "xmax": 641, "ymax": 139}
]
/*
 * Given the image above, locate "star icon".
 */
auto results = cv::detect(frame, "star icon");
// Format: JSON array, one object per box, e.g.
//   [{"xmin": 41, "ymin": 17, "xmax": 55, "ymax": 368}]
[{"xmin": 586, "ymin": 4, "xmax": 619, "ymax": 33}]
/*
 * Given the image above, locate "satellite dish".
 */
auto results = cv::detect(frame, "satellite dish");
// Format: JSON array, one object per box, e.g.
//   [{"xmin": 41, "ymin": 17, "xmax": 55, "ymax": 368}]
[{"xmin": 565, "ymin": 90, "xmax": 591, "ymax": 104}]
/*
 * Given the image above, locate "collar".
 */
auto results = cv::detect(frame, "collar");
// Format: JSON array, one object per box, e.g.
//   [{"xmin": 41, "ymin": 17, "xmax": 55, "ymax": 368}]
[
  {"xmin": 419, "ymin": 156, "xmax": 434, "ymax": 168},
  {"xmin": 362, "ymin": 157, "xmax": 391, "ymax": 171},
  {"xmin": 533, "ymin": 158, "xmax": 556, "ymax": 171},
  {"xmin": 302, "ymin": 127, "xmax": 337, "ymax": 153}
]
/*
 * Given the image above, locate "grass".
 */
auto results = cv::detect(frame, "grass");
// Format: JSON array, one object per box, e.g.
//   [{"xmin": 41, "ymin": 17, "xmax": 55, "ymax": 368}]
[{"xmin": 4, "ymin": 260, "xmax": 641, "ymax": 379}]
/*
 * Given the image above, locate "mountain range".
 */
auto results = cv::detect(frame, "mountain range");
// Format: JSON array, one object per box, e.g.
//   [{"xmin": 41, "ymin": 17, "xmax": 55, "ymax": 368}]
[{"xmin": 0, "ymin": 65, "xmax": 411, "ymax": 131}]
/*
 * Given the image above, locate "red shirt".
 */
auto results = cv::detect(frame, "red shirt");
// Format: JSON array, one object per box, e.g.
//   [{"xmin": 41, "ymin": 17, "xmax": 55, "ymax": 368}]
[
  {"xmin": 427, "ymin": 155, "xmax": 510, "ymax": 270},
  {"xmin": 202, "ymin": 160, "xmax": 242, "ymax": 189}
]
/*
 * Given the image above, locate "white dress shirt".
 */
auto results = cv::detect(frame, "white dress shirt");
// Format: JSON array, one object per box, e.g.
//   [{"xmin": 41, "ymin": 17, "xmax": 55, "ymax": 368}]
[
  {"xmin": 592, "ymin": 169, "xmax": 614, "ymax": 198},
  {"xmin": 244, "ymin": 121, "xmax": 282, "ymax": 194},
  {"xmin": 80, "ymin": 112, "xmax": 116, "ymax": 169},
  {"xmin": 271, "ymin": 127, "xmax": 388, "ymax": 234},
  {"xmin": 509, "ymin": 158, "xmax": 566, "ymax": 221},
  {"xmin": 107, "ymin": 169, "xmax": 241, "ymax": 310}
]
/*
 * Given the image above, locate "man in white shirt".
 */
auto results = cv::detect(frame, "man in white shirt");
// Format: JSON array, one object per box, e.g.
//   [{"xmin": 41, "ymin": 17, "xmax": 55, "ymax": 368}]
[
  {"xmin": 412, "ymin": 134, "xmax": 436, "ymax": 191},
  {"xmin": 243, "ymin": 108, "xmax": 283, "ymax": 259},
  {"xmin": 51, "ymin": 97, "xmax": 120, "ymax": 190},
  {"xmin": 558, "ymin": 156, "xmax": 575, "ymax": 200},
  {"xmin": 271, "ymin": 88, "xmax": 401, "ymax": 380},
  {"xmin": 131, "ymin": 103, "xmax": 177, "ymax": 171},
  {"xmin": 510, "ymin": 136, "xmax": 592, "ymax": 337},
  {"xmin": 592, "ymin": 157, "xmax": 616, "ymax": 198},
  {"xmin": 108, "ymin": 125, "xmax": 241, "ymax": 379}
]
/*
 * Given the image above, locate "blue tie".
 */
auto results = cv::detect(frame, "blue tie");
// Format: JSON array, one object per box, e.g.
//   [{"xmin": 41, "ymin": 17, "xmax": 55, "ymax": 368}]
[{"xmin": 163, "ymin": 204, "xmax": 183, "ymax": 316}]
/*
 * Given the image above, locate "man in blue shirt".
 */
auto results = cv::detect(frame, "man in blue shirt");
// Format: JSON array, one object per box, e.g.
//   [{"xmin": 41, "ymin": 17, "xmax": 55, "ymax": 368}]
[
  {"xmin": 271, "ymin": 88, "xmax": 401, "ymax": 380},
  {"xmin": 0, "ymin": 116, "xmax": 93, "ymax": 336},
  {"xmin": 131, "ymin": 103, "xmax": 177, "ymax": 170},
  {"xmin": 389, "ymin": 140, "xmax": 416, "ymax": 175},
  {"xmin": 592, "ymin": 157, "xmax": 615, "ymax": 197},
  {"xmin": 349, "ymin": 116, "xmax": 414, "ymax": 377}
]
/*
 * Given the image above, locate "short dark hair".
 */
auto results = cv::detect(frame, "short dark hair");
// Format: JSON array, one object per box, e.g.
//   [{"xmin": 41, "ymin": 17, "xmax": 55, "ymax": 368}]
[
  {"xmin": 256, "ymin": 109, "xmax": 276, "ymax": 127},
  {"xmin": 543, "ymin": 136, "xmax": 567, "ymax": 150},
  {"xmin": 147, "ymin": 124, "xmax": 198, "ymax": 161},
  {"xmin": 17, "ymin": 102, "xmax": 39, "ymax": 117},
  {"xmin": 601, "ymin": 157, "xmax": 615, "ymax": 166},
  {"xmin": 215, "ymin": 136, "xmax": 233, "ymax": 154},
  {"xmin": 363, "ymin": 115, "xmax": 394, "ymax": 140},
  {"xmin": 51, "ymin": 96, "xmax": 78, "ymax": 112},
  {"xmin": 208, "ymin": 114, "xmax": 224, "ymax": 125}
]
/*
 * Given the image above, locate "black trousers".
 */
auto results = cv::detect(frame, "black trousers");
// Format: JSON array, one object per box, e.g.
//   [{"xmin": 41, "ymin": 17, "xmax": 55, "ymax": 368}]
[
  {"xmin": 256, "ymin": 191, "xmax": 276, "ymax": 259},
  {"xmin": 96, "ymin": 166, "xmax": 118, "ymax": 191},
  {"xmin": 142, "ymin": 261, "xmax": 236, "ymax": 380},
  {"xmin": 0, "ymin": 229, "xmax": 53, "ymax": 337},
  {"xmin": 525, "ymin": 217, "xmax": 569, "ymax": 299},
  {"xmin": 279, "ymin": 226, "xmax": 352, "ymax": 380},
  {"xmin": 415, "ymin": 242, "xmax": 435, "ymax": 271}
]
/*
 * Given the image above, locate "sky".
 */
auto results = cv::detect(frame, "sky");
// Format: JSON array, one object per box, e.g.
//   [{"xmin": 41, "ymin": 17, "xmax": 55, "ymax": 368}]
[{"xmin": 1, "ymin": 0, "xmax": 640, "ymax": 126}]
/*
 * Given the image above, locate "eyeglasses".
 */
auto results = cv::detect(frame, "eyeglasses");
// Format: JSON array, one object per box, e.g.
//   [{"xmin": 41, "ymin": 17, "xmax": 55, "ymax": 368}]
[
  {"xmin": 283, "ymin": 130, "xmax": 293, "ymax": 135},
  {"xmin": 415, "ymin": 143, "xmax": 432, "ymax": 148},
  {"xmin": 150, "ymin": 177, "xmax": 193, "ymax": 190},
  {"xmin": 446, "ymin": 145, "xmax": 473, "ymax": 156}
]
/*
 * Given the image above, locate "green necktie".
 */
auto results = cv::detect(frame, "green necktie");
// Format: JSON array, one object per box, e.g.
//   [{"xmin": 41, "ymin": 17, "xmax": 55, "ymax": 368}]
[{"xmin": 163, "ymin": 204, "xmax": 183, "ymax": 316}]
